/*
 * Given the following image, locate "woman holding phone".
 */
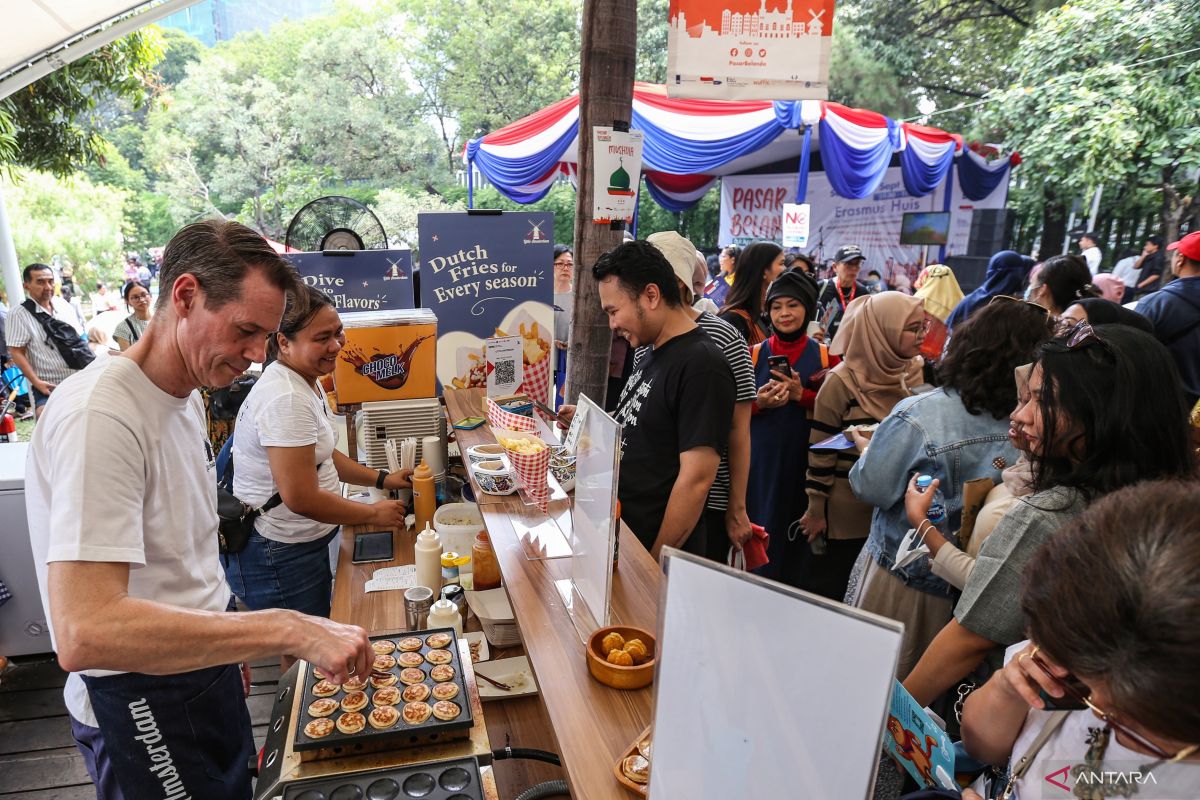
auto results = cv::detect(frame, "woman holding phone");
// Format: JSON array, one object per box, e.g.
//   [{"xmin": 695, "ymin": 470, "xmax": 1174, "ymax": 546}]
[{"xmin": 745, "ymin": 271, "xmax": 830, "ymax": 587}]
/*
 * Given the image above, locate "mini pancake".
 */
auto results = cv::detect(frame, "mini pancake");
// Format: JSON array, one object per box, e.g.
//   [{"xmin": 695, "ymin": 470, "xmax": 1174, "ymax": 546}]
[
  {"xmin": 372, "ymin": 654, "xmax": 397, "ymax": 671},
  {"xmin": 397, "ymin": 637, "xmax": 423, "ymax": 652},
  {"xmin": 336, "ymin": 711, "xmax": 366, "ymax": 735},
  {"xmin": 397, "ymin": 652, "xmax": 425, "ymax": 668},
  {"xmin": 372, "ymin": 686, "xmax": 401, "ymax": 706},
  {"xmin": 638, "ymin": 736, "xmax": 653, "ymax": 760},
  {"xmin": 312, "ymin": 668, "xmax": 326, "ymax": 680},
  {"xmin": 401, "ymin": 701, "xmax": 432, "ymax": 725},
  {"xmin": 432, "ymin": 700, "xmax": 461, "ymax": 721},
  {"xmin": 431, "ymin": 682, "xmax": 459, "ymax": 701},
  {"xmin": 371, "ymin": 639, "xmax": 397, "ymax": 655},
  {"xmin": 430, "ymin": 664, "xmax": 455, "ymax": 682},
  {"xmin": 399, "ymin": 667, "xmax": 426, "ymax": 685},
  {"xmin": 368, "ymin": 705, "xmax": 400, "ymax": 729},
  {"xmin": 341, "ymin": 691, "xmax": 369, "ymax": 712},
  {"xmin": 369, "ymin": 672, "xmax": 398, "ymax": 689},
  {"xmin": 401, "ymin": 683, "xmax": 431, "ymax": 703},
  {"xmin": 425, "ymin": 632, "xmax": 453, "ymax": 649},
  {"xmin": 425, "ymin": 649, "xmax": 453, "ymax": 665},
  {"xmin": 342, "ymin": 676, "xmax": 367, "ymax": 692},
  {"xmin": 304, "ymin": 718, "xmax": 335, "ymax": 738},
  {"xmin": 307, "ymin": 698, "xmax": 339, "ymax": 718},
  {"xmin": 622, "ymin": 754, "xmax": 650, "ymax": 785},
  {"xmin": 311, "ymin": 680, "xmax": 340, "ymax": 697}
]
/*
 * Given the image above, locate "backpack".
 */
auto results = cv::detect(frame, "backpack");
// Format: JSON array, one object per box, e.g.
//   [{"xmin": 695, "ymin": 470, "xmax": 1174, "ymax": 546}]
[
  {"xmin": 21, "ymin": 299, "xmax": 94, "ymax": 370},
  {"xmin": 215, "ymin": 432, "xmax": 281, "ymax": 555}
]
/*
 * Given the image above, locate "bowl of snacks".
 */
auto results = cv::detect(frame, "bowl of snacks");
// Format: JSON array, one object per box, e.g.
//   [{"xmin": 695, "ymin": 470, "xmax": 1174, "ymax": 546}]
[
  {"xmin": 471, "ymin": 460, "xmax": 517, "ymax": 496},
  {"xmin": 466, "ymin": 443, "xmax": 508, "ymax": 465},
  {"xmin": 586, "ymin": 626, "xmax": 656, "ymax": 690}
]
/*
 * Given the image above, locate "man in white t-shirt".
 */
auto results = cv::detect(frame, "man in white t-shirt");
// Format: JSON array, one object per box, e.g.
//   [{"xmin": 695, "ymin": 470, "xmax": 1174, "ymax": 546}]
[
  {"xmin": 1078, "ymin": 232, "xmax": 1102, "ymax": 276},
  {"xmin": 26, "ymin": 220, "xmax": 374, "ymax": 800}
]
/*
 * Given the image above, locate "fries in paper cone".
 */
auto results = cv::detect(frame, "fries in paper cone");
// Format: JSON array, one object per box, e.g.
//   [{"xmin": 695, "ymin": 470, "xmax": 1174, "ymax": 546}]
[{"xmin": 494, "ymin": 428, "xmax": 551, "ymax": 512}]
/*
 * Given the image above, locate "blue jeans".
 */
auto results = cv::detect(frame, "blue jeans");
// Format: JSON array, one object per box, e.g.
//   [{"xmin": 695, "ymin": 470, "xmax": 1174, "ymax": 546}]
[
  {"xmin": 221, "ymin": 527, "xmax": 338, "ymax": 617},
  {"xmin": 71, "ymin": 715, "xmax": 127, "ymax": 800}
]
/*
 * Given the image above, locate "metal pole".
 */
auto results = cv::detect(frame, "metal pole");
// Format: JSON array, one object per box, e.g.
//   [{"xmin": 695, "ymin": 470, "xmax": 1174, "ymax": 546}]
[
  {"xmin": 1087, "ymin": 184, "xmax": 1103, "ymax": 233},
  {"xmin": 0, "ymin": 184, "xmax": 23, "ymax": 309}
]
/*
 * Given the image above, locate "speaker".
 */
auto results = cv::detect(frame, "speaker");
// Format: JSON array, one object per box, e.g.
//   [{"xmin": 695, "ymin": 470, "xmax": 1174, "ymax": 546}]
[
  {"xmin": 945, "ymin": 255, "xmax": 991, "ymax": 294},
  {"xmin": 968, "ymin": 209, "xmax": 1013, "ymax": 257}
]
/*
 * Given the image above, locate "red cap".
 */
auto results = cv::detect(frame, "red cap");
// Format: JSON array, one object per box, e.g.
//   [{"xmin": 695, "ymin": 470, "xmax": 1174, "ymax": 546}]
[{"xmin": 1166, "ymin": 231, "xmax": 1200, "ymax": 260}]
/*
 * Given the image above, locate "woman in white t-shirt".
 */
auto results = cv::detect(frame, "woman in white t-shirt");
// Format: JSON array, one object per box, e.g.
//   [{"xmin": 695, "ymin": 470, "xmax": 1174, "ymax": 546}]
[
  {"xmin": 959, "ymin": 481, "xmax": 1200, "ymax": 799},
  {"xmin": 222, "ymin": 287, "xmax": 411, "ymax": 622}
]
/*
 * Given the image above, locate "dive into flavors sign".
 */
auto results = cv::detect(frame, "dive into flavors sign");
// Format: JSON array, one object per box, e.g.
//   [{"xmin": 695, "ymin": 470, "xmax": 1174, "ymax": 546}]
[{"xmin": 666, "ymin": 0, "xmax": 836, "ymax": 100}]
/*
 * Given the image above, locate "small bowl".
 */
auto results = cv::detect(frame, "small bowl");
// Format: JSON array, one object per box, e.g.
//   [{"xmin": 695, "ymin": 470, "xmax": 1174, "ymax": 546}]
[
  {"xmin": 586, "ymin": 625, "xmax": 656, "ymax": 690},
  {"xmin": 471, "ymin": 461, "xmax": 517, "ymax": 496},
  {"xmin": 550, "ymin": 456, "xmax": 576, "ymax": 493},
  {"xmin": 467, "ymin": 443, "xmax": 507, "ymax": 464}
]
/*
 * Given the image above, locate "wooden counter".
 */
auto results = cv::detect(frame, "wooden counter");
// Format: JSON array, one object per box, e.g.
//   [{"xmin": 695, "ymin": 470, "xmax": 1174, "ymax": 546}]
[{"xmin": 332, "ymin": 388, "xmax": 659, "ymax": 800}]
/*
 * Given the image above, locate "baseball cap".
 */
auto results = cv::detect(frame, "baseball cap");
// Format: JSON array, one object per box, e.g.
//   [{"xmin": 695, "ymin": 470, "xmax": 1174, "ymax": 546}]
[
  {"xmin": 647, "ymin": 231, "xmax": 700, "ymax": 298},
  {"xmin": 833, "ymin": 244, "xmax": 865, "ymax": 263},
  {"xmin": 1166, "ymin": 231, "xmax": 1200, "ymax": 261}
]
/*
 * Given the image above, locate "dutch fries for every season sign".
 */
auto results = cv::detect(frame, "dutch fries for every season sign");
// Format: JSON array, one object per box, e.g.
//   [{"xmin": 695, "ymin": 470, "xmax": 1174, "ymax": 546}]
[{"xmin": 417, "ymin": 212, "xmax": 556, "ymax": 403}]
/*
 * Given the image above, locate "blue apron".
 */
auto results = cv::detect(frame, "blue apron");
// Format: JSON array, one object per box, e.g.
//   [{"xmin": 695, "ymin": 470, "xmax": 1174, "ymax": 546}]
[
  {"xmin": 82, "ymin": 664, "xmax": 254, "ymax": 799},
  {"xmin": 747, "ymin": 337, "xmax": 824, "ymax": 587}
]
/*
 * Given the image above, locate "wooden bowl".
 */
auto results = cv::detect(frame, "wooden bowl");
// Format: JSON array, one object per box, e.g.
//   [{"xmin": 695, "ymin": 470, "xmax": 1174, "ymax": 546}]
[{"xmin": 586, "ymin": 626, "xmax": 656, "ymax": 690}]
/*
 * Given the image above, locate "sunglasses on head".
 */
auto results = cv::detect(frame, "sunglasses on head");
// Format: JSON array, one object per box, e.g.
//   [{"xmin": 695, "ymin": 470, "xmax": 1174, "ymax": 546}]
[
  {"xmin": 989, "ymin": 294, "xmax": 1049, "ymax": 315},
  {"xmin": 1045, "ymin": 320, "xmax": 1114, "ymax": 356}
]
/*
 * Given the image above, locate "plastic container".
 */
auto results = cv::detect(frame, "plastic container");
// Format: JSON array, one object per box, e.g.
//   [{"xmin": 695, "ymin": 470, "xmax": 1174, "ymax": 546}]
[
  {"xmin": 915, "ymin": 474, "xmax": 947, "ymax": 531},
  {"xmin": 441, "ymin": 551, "xmax": 470, "ymax": 586},
  {"xmin": 414, "ymin": 522, "xmax": 443, "ymax": 596},
  {"xmin": 412, "ymin": 461, "xmax": 436, "ymax": 532},
  {"xmin": 471, "ymin": 532, "xmax": 502, "ymax": 591},
  {"xmin": 434, "ymin": 503, "xmax": 484, "ymax": 572},
  {"xmin": 427, "ymin": 598, "xmax": 463, "ymax": 636}
]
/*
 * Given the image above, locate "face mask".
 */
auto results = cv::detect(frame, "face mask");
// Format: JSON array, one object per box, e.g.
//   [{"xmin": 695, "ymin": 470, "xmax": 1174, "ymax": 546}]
[
  {"xmin": 1024, "ymin": 284, "xmax": 1037, "ymax": 302},
  {"xmin": 892, "ymin": 527, "xmax": 931, "ymax": 571}
]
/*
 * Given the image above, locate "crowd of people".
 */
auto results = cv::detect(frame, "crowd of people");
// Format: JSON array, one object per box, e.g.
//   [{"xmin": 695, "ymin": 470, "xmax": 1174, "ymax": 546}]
[{"xmin": 8, "ymin": 217, "xmax": 1200, "ymax": 797}]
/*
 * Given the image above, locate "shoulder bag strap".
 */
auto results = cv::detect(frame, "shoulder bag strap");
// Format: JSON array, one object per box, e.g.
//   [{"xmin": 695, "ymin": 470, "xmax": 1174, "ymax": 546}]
[
  {"xmin": 750, "ymin": 341, "xmax": 764, "ymax": 370},
  {"xmin": 819, "ymin": 342, "xmax": 829, "ymax": 369},
  {"xmin": 1000, "ymin": 710, "xmax": 1071, "ymax": 799}
]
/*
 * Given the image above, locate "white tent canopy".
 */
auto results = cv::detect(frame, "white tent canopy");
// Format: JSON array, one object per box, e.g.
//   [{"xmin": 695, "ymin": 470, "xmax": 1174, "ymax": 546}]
[{"xmin": 1, "ymin": 1, "xmax": 199, "ymax": 307}]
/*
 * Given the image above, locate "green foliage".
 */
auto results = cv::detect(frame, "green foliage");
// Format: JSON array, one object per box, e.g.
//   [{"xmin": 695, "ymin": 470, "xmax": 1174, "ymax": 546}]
[
  {"xmin": 371, "ymin": 188, "xmax": 466, "ymax": 255},
  {"xmin": 635, "ymin": 183, "xmax": 721, "ymax": 249},
  {"xmin": 636, "ymin": 0, "xmax": 669, "ymax": 83},
  {"xmin": 0, "ymin": 30, "xmax": 164, "ymax": 176},
  {"xmin": 0, "ymin": 170, "xmax": 128, "ymax": 298},
  {"xmin": 154, "ymin": 27, "xmax": 206, "ymax": 87},
  {"xmin": 827, "ymin": 23, "xmax": 918, "ymax": 118}
]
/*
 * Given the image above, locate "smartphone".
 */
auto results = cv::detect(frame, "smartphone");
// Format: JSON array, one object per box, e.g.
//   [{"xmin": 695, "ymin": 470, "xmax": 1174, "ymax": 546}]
[
  {"xmin": 453, "ymin": 416, "xmax": 485, "ymax": 430},
  {"xmin": 767, "ymin": 355, "xmax": 792, "ymax": 377},
  {"xmin": 352, "ymin": 531, "xmax": 395, "ymax": 563},
  {"xmin": 531, "ymin": 398, "xmax": 562, "ymax": 419}
]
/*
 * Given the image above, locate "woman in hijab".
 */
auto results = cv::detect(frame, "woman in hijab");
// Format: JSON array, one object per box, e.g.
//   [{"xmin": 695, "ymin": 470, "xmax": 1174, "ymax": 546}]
[
  {"xmin": 799, "ymin": 292, "xmax": 925, "ymax": 601},
  {"xmin": 913, "ymin": 264, "xmax": 964, "ymax": 363},
  {"xmin": 1059, "ymin": 296, "xmax": 1154, "ymax": 335},
  {"xmin": 945, "ymin": 250, "xmax": 1035, "ymax": 332}
]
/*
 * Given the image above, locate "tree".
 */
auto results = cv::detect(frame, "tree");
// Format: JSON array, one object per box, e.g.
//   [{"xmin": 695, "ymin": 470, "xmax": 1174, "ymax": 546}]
[
  {"xmin": 979, "ymin": 0, "xmax": 1200, "ymax": 251},
  {"xmin": 371, "ymin": 188, "xmax": 465, "ymax": 253},
  {"xmin": 0, "ymin": 31, "xmax": 164, "ymax": 175}
]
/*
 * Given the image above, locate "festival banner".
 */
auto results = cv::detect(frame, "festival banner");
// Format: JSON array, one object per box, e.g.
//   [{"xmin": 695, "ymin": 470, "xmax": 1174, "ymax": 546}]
[
  {"xmin": 417, "ymin": 212, "xmax": 554, "ymax": 402},
  {"xmin": 666, "ymin": 0, "xmax": 836, "ymax": 100},
  {"xmin": 592, "ymin": 127, "xmax": 645, "ymax": 224},
  {"xmin": 719, "ymin": 167, "xmax": 1008, "ymax": 288},
  {"xmin": 286, "ymin": 250, "xmax": 415, "ymax": 311}
]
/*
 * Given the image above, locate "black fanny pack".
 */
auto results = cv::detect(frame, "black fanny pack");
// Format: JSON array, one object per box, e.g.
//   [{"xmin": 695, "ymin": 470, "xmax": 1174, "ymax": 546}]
[{"xmin": 22, "ymin": 299, "xmax": 94, "ymax": 370}]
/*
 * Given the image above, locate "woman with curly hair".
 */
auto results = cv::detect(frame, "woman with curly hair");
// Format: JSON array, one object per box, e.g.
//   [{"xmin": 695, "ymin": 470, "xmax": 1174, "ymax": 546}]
[{"xmin": 847, "ymin": 298, "xmax": 1054, "ymax": 676}]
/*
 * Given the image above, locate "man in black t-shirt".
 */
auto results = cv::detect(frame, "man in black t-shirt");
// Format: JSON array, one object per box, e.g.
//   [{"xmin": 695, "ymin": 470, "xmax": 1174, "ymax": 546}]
[
  {"xmin": 815, "ymin": 244, "xmax": 871, "ymax": 341},
  {"xmin": 564, "ymin": 241, "xmax": 735, "ymax": 558}
]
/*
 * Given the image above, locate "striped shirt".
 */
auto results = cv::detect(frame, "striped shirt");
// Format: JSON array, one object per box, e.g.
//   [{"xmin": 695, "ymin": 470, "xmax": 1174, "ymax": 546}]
[
  {"xmin": 805, "ymin": 368, "xmax": 879, "ymax": 540},
  {"xmin": 5, "ymin": 297, "xmax": 85, "ymax": 386},
  {"xmin": 633, "ymin": 311, "xmax": 755, "ymax": 511}
]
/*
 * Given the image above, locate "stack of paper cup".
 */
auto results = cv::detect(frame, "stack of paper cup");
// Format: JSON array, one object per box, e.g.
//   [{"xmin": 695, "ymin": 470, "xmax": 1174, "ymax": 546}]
[{"xmin": 422, "ymin": 435, "xmax": 447, "ymax": 497}]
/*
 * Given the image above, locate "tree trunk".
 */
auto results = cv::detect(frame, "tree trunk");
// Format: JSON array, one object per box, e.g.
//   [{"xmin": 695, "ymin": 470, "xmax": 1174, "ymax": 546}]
[
  {"xmin": 1039, "ymin": 184, "xmax": 1067, "ymax": 258},
  {"xmin": 566, "ymin": 0, "xmax": 637, "ymax": 407}
]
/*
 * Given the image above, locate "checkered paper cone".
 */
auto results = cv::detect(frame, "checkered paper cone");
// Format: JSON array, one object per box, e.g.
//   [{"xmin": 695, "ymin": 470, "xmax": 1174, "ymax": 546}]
[
  {"xmin": 518, "ymin": 355, "xmax": 553, "ymax": 419},
  {"xmin": 485, "ymin": 397, "xmax": 537, "ymax": 433},
  {"xmin": 493, "ymin": 427, "xmax": 551, "ymax": 513}
]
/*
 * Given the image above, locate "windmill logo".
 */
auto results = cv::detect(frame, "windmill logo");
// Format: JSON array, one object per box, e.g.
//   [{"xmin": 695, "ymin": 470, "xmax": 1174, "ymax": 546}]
[
  {"xmin": 524, "ymin": 220, "xmax": 550, "ymax": 244},
  {"xmin": 382, "ymin": 256, "xmax": 409, "ymax": 281}
]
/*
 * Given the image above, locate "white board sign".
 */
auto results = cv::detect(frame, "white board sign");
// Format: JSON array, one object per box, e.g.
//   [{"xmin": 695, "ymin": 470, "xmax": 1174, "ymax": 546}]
[
  {"xmin": 592, "ymin": 127, "xmax": 644, "ymax": 225},
  {"xmin": 782, "ymin": 202, "xmax": 810, "ymax": 247},
  {"xmin": 649, "ymin": 551, "xmax": 903, "ymax": 799}
]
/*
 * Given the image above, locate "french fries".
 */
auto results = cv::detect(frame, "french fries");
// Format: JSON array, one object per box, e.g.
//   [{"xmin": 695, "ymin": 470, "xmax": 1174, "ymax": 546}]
[{"xmin": 497, "ymin": 435, "xmax": 547, "ymax": 455}]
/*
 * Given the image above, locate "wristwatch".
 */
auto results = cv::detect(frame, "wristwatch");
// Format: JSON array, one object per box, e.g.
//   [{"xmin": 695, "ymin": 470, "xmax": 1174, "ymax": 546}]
[{"xmin": 375, "ymin": 469, "xmax": 390, "ymax": 490}]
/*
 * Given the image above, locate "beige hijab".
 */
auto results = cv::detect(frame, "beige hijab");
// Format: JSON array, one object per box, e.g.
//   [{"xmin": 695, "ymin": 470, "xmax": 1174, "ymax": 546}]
[{"xmin": 830, "ymin": 292, "xmax": 925, "ymax": 420}]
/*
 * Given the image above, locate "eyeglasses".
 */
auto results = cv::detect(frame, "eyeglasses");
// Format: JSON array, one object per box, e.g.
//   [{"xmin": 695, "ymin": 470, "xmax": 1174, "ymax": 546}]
[
  {"xmin": 553, "ymin": 260, "xmax": 573, "ymax": 268},
  {"xmin": 1030, "ymin": 652, "xmax": 1179, "ymax": 760},
  {"xmin": 989, "ymin": 294, "xmax": 1049, "ymax": 315}
]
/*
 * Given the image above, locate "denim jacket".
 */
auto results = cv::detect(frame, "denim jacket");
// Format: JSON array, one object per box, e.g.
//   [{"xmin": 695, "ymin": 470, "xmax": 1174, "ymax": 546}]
[{"xmin": 849, "ymin": 387, "xmax": 1016, "ymax": 596}]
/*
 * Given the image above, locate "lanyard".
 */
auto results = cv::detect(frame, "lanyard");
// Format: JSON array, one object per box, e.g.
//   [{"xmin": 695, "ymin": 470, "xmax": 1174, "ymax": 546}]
[{"xmin": 835, "ymin": 281, "xmax": 856, "ymax": 310}]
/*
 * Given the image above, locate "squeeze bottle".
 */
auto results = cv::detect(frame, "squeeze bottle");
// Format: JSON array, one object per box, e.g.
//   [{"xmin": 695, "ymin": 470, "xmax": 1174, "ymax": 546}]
[
  {"xmin": 426, "ymin": 598, "xmax": 463, "ymax": 636},
  {"xmin": 414, "ymin": 522, "xmax": 443, "ymax": 596},
  {"xmin": 413, "ymin": 461, "xmax": 436, "ymax": 532}
]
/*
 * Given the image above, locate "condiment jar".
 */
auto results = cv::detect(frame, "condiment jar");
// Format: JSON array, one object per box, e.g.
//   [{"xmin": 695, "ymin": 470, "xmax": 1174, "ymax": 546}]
[
  {"xmin": 440, "ymin": 551, "xmax": 470, "ymax": 586},
  {"xmin": 414, "ymin": 522, "xmax": 443, "ymax": 596},
  {"xmin": 471, "ymin": 531, "xmax": 501, "ymax": 591},
  {"xmin": 412, "ymin": 461, "xmax": 437, "ymax": 532},
  {"xmin": 426, "ymin": 598, "xmax": 462, "ymax": 636}
]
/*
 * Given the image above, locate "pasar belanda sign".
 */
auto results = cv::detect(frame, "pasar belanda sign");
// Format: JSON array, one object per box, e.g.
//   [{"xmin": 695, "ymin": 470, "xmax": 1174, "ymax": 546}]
[{"xmin": 666, "ymin": 0, "xmax": 836, "ymax": 100}]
